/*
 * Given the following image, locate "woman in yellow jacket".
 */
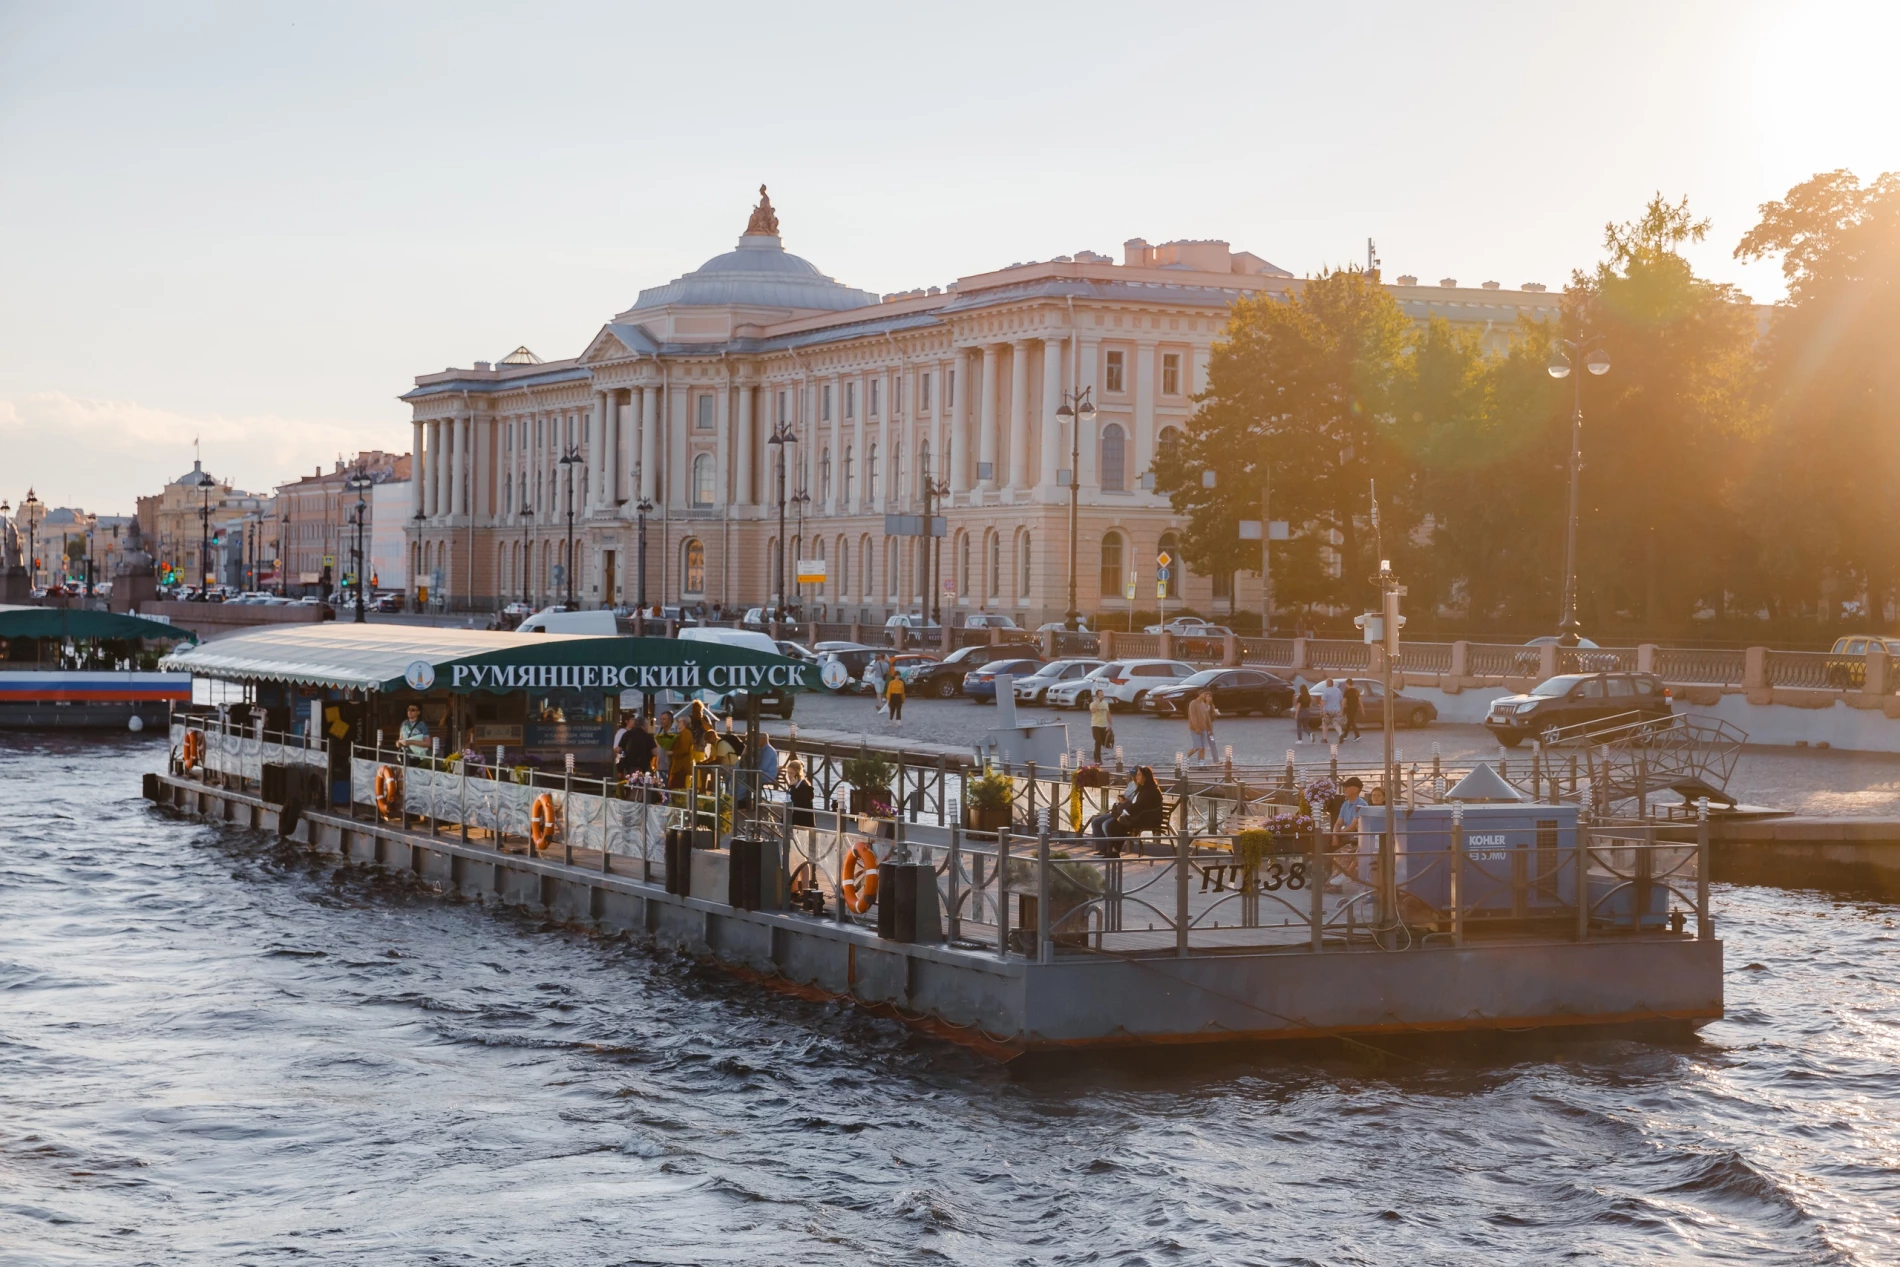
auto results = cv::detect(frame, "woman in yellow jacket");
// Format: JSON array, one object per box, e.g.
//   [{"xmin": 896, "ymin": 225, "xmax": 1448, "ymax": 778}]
[{"xmin": 884, "ymin": 671, "xmax": 906, "ymax": 725}]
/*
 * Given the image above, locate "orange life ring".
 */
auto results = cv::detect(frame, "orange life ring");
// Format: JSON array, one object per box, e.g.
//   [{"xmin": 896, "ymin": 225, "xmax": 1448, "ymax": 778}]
[
  {"xmin": 530, "ymin": 793, "xmax": 559, "ymax": 851},
  {"xmin": 840, "ymin": 839, "xmax": 880, "ymax": 914},
  {"xmin": 181, "ymin": 729, "xmax": 205, "ymax": 769},
  {"xmin": 374, "ymin": 765, "xmax": 401, "ymax": 818}
]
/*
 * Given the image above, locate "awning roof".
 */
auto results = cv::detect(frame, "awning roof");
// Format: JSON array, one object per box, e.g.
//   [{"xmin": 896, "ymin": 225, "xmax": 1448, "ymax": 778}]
[
  {"xmin": 158, "ymin": 623, "xmax": 819, "ymax": 695},
  {"xmin": 0, "ymin": 604, "xmax": 196, "ymax": 643}
]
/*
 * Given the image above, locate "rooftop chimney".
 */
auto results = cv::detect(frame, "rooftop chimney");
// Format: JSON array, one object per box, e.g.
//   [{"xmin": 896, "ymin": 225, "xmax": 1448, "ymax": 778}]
[{"xmin": 1438, "ymin": 278, "xmax": 1458, "ymax": 288}]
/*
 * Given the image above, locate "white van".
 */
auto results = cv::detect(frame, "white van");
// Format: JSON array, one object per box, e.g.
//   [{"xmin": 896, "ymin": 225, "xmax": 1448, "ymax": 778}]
[
  {"xmin": 516, "ymin": 606, "xmax": 618, "ymax": 635},
  {"xmin": 671, "ymin": 626, "xmax": 797, "ymax": 718}
]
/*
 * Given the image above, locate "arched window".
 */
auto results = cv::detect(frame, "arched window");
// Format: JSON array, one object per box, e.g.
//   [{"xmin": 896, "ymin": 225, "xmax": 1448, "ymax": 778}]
[
  {"xmin": 843, "ymin": 444, "xmax": 855, "ymax": 503},
  {"xmin": 682, "ymin": 538, "xmax": 705, "ymax": 596},
  {"xmin": 837, "ymin": 535, "xmax": 849, "ymax": 595},
  {"xmin": 692, "ymin": 453, "xmax": 714, "ymax": 506},
  {"xmin": 1100, "ymin": 531, "xmax": 1124, "ymax": 598},
  {"xmin": 1157, "ymin": 426, "xmax": 1182, "ymax": 463},
  {"xmin": 1018, "ymin": 530, "xmax": 1032, "ymax": 598},
  {"xmin": 867, "ymin": 442, "xmax": 880, "ymax": 502},
  {"xmin": 988, "ymin": 531, "xmax": 1001, "ymax": 598},
  {"xmin": 1158, "ymin": 531, "xmax": 1181, "ymax": 600},
  {"xmin": 820, "ymin": 448, "xmax": 832, "ymax": 503},
  {"xmin": 1101, "ymin": 423, "xmax": 1127, "ymax": 492}
]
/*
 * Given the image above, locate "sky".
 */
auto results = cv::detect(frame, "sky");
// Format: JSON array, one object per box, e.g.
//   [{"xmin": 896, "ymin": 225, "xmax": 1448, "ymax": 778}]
[{"xmin": 0, "ymin": 0, "xmax": 1893, "ymax": 515}]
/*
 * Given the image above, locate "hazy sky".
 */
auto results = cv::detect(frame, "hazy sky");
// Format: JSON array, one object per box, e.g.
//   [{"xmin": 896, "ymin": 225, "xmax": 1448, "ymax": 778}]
[{"xmin": 0, "ymin": 0, "xmax": 1892, "ymax": 514}]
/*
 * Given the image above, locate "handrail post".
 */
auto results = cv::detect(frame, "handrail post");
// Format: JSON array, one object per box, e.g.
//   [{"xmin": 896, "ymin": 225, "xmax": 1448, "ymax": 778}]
[
  {"xmin": 1451, "ymin": 804, "xmax": 1465, "ymax": 949},
  {"xmin": 460, "ymin": 762, "xmax": 469, "ymax": 846},
  {"xmin": 996, "ymin": 829, "xmax": 1012, "ymax": 957},
  {"xmin": 1037, "ymin": 831, "xmax": 1052, "ymax": 964},
  {"xmin": 1309, "ymin": 828, "xmax": 1324, "ymax": 952},
  {"xmin": 1696, "ymin": 796, "xmax": 1711, "ymax": 940},
  {"xmin": 1175, "ymin": 814, "xmax": 1190, "ymax": 957},
  {"xmin": 947, "ymin": 825, "xmax": 962, "ymax": 941},
  {"xmin": 562, "ymin": 763, "xmax": 574, "ymax": 866},
  {"xmin": 1576, "ymin": 823, "xmax": 1591, "ymax": 941}
]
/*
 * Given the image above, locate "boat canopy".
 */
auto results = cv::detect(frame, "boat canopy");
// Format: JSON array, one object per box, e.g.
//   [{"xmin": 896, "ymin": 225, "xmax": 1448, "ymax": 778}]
[
  {"xmin": 0, "ymin": 604, "xmax": 196, "ymax": 643},
  {"xmin": 159, "ymin": 623, "xmax": 820, "ymax": 695}
]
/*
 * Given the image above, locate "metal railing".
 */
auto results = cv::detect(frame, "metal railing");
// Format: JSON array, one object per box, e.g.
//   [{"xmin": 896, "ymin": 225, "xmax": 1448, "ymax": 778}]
[
  {"xmin": 1305, "ymin": 639, "xmax": 1371, "ymax": 672},
  {"xmin": 1114, "ymin": 633, "xmax": 1161, "ymax": 659},
  {"xmin": 1766, "ymin": 649, "xmax": 1840, "ymax": 690},
  {"xmin": 1238, "ymin": 637, "xmax": 1296, "ymax": 667},
  {"xmin": 1654, "ymin": 646, "xmax": 1747, "ymax": 686}
]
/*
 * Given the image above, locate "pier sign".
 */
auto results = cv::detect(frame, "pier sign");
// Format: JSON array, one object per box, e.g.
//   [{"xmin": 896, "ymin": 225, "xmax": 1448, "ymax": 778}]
[{"xmin": 404, "ymin": 660, "xmax": 436, "ymax": 690}]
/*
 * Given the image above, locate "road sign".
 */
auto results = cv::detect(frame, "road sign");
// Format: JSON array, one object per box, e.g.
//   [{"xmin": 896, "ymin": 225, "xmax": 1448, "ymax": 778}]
[
  {"xmin": 1124, "ymin": 575, "xmax": 1136, "ymax": 600},
  {"xmin": 1157, "ymin": 551, "xmax": 1172, "ymax": 568},
  {"xmin": 795, "ymin": 559, "xmax": 827, "ymax": 584},
  {"xmin": 1156, "ymin": 566, "xmax": 1171, "ymax": 581},
  {"xmin": 942, "ymin": 579, "xmax": 955, "ymax": 592}
]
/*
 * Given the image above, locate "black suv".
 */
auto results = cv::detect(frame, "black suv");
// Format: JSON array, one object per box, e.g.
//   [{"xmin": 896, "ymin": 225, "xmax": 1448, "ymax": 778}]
[
  {"xmin": 905, "ymin": 641, "xmax": 1040, "ymax": 698},
  {"xmin": 1141, "ymin": 668, "xmax": 1296, "ymax": 718},
  {"xmin": 1485, "ymin": 671, "xmax": 1672, "ymax": 747}
]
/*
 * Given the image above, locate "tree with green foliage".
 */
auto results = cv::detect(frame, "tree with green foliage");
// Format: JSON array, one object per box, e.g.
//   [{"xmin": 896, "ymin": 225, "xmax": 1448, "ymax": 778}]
[{"xmin": 1737, "ymin": 169, "xmax": 1900, "ymax": 623}]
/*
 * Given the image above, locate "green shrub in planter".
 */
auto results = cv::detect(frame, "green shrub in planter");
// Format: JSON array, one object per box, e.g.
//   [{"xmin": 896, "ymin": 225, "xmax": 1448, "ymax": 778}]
[
  {"xmin": 1233, "ymin": 828, "xmax": 1275, "ymax": 870},
  {"xmin": 842, "ymin": 755, "xmax": 894, "ymax": 793},
  {"xmin": 966, "ymin": 767, "xmax": 1014, "ymax": 810}
]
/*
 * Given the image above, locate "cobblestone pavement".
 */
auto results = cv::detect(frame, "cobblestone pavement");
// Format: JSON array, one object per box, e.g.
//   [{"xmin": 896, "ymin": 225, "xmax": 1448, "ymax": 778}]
[{"xmin": 789, "ymin": 691, "xmax": 1900, "ymax": 817}]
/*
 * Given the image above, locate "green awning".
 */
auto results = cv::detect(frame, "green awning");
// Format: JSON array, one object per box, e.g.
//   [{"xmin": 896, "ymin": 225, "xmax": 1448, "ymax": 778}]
[
  {"xmin": 160, "ymin": 623, "xmax": 819, "ymax": 694},
  {"xmin": 0, "ymin": 604, "xmax": 196, "ymax": 643}
]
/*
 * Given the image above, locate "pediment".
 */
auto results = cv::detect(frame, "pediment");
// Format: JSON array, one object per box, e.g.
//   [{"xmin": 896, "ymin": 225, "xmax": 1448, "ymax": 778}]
[{"xmin": 580, "ymin": 325, "xmax": 645, "ymax": 365}]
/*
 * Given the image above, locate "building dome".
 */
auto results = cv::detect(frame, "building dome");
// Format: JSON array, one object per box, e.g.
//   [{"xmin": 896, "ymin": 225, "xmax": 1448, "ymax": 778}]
[
  {"xmin": 174, "ymin": 460, "xmax": 217, "ymax": 487},
  {"xmin": 625, "ymin": 187, "xmax": 876, "ymax": 315}
]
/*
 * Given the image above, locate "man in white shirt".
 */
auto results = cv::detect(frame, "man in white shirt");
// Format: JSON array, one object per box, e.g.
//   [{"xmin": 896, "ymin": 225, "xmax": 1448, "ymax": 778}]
[{"xmin": 1318, "ymin": 677, "xmax": 1345, "ymax": 743}]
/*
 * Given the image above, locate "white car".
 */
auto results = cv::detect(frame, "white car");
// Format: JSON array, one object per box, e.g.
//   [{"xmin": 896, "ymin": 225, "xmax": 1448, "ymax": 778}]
[
  {"xmin": 1013, "ymin": 658, "xmax": 1106, "ymax": 704},
  {"xmin": 963, "ymin": 613, "xmax": 1020, "ymax": 630},
  {"xmin": 1144, "ymin": 617, "xmax": 1218, "ymax": 635},
  {"xmin": 1046, "ymin": 658, "xmax": 1197, "ymax": 712}
]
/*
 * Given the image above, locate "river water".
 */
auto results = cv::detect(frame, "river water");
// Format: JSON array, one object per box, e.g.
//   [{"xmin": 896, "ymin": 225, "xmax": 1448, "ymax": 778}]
[{"xmin": 3, "ymin": 735, "xmax": 1897, "ymax": 1266}]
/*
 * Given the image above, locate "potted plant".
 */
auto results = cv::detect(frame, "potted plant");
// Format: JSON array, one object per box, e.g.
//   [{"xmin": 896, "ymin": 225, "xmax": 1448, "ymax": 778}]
[
  {"xmin": 1004, "ymin": 847, "xmax": 1107, "ymax": 946},
  {"xmin": 842, "ymin": 754, "xmax": 895, "ymax": 817},
  {"xmin": 964, "ymin": 766, "xmax": 1015, "ymax": 833}
]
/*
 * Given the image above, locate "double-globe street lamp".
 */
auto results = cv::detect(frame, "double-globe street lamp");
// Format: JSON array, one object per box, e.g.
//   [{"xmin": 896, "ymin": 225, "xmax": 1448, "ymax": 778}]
[
  {"xmin": 557, "ymin": 446, "xmax": 582, "ymax": 608},
  {"xmin": 1548, "ymin": 338, "xmax": 1611, "ymax": 647},
  {"xmin": 1053, "ymin": 387, "xmax": 1098, "ymax": 631},
  {"xmin": 346, "ymin": 467, "xmax": 374, "ymax": 623},
  {"xmin": 765, "ymin": 419, "xmax": 798, "ymax": 617},
  {"xmin": 634, "ymin": 495, "xmax": 654, "ymax": 626}
]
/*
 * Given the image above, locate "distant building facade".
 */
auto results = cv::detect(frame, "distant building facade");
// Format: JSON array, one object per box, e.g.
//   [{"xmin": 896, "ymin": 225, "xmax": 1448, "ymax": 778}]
[
  {"xmin": 401, "ymin": 189, "xmax": 1562, "ymax": 620},
  {"xmin": 137, "ymin": 461, "xmax": 270, "ymax": 590},
  {"xmin": 275, "ymin": 452, "xmax": 411, "ymax": 597}
]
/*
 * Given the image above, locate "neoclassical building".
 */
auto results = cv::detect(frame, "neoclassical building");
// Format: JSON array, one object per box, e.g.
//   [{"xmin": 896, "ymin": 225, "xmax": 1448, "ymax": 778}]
[{"xmin": 402, "ymin": 189, "xmax": 1560, "ymax": 623}]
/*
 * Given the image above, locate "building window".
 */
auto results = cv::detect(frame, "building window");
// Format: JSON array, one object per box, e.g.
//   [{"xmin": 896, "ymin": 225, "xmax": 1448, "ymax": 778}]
[
  {"xmin": 842, "ymin": 444, "xmax": 854, "ymax": 502},
  {"xmin": 1158, "ymin": 531, "xmax": 1181, "ymax": 599},
  {"xmin": 1157, "ymin": 426, "xmax": 1182, "ymax": 465},
  {"xmin": 845, "ymin": 382, "xmax": 855, "ymax": 419},
  {"xmin": 861, "ymin": 533, "xmax": 875, "ymax": 596},
  {"xmin": 697, "ymin": 395, "xmax": 714, "ymax": 430},
  {"xmin": 894, "ymin": 376, "xmax": 904, "ymax": 415},
  {"xmin": 535, "ymin": 418, "xmax": 543, "ymax": 445},
  {"xmin": 1162, "ymin": 353, "xmax": 1181, "ymax": 395},
  {"xmin": 692, "ymin": 453, "xmax": 714, "ymax": 506},
  {"xmin": 946, "ymin": 369, "xmax": 955, "ymax": 409},
  {"xmin": 1212, "ymin": 569, "xmax": 1233, "ymax": 601},
  {"xmin": 682, "ymin": 538, "xmax": 705, "ymax": 595},
  {"xmin": 1106, "ymin": 350, "xmax": 1125, "ymax": 393},
  {"xmin": 820, "ymin": 449, "xmax": 832, "ymax": 502},
  {"xmin": 1100, "ymin": 531, "xmax": 1124, "ymax": 598},
  {"xmin": 822, "ymin": 384, "xmax": 832, "ymax": 421},
  {"xmin": 921, "ymin": 373, "xmax": 932, "ymax": 412},
  {"xmin": 1018, "ymin": 531, "xmax": 1032, "ymax": 598},
  {"xmin": 867, "ymin": 443, "xmax": 879, "ymax": 501},
  {"xmin": 1101, "ymin": 423, "xmax": 1127, "ymax": 492},
  {"xmin": 870, "ymin": 378, "xmax": 880, "ymax": 418}
]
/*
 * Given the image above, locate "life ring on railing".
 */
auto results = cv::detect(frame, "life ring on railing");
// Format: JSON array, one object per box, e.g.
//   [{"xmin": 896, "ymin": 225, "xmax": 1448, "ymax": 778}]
[
  {"xmin": 374, "ymin": 765, "xmax": 401, "ymax": 818},
  {"xmin": 181, "ymin": 729, "xmax": 205, "ymax": 770},
  {"xmin": 530, "ymin": 793, "xmax": 559, "ymax": 851},
  {"xmin": 840, "ymin": 840, "xmax": 880, "ymax": 913}
]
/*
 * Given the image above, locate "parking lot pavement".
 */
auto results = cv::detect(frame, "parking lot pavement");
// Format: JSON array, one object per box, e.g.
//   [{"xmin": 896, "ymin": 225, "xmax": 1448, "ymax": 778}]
[{"xmin": 786, "ymin": 690, "xmax": 1900, "ymax": 815}]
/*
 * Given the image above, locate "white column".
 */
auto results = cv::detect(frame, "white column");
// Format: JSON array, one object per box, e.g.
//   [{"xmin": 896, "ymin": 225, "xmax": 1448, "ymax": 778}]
[
  {"xmin": 607, "ymin": 392, "xmax": 623, "ymax": 508},
  {"xmin": 927, "ymin": 360, "xmax": 946, "ymax": 500},
  {"xmin": 1134, "ymin": 339, "xmax": 1158, "ymax": 493},
  {"xmin": 947, "ymin": 352, "xmax": 968, "ymax": 495},
  {"xmin": 733, "ymin": 384, "xmax": 754, "ymax": 507},
  {"xmin": 667, "ymin": 384, "xmax": 688, "ymax": 509},
  {"xmin": 715, "ymin": 383, "xmax": 732, "ymax": 507},
  {"xmin": 1039, "ymin": 336, "xmax": 1064, "ymax": 495},
  {"xmin": 978, "ymin": 345, "xmax": 1000, "ymax": 490},
  {"xmin": 875, "ymin": 372, "xmax": 890, "ymax": 511},
  {"xmin": 455, "ymin": 416, "xmax": 471, "ymax": 518},
  {"xmin": 412, "ymin": 421, "xmax": 427, "ymax": 524},
  {"xmin": 431, "ymin": 420, "xmax": 446, "ymax": 518},
  {"xmin": 1008, "ymin": 339, "xmax": 1031, "ymax": 493},
  {"xmin": 590, "ymin": 391, "xmax": 609, "ymax": 511},
  {"xmin": 851, "ymin": 377, "xmax": 866, "ymax": 511},
  {"xmin": 639, "ymin": 387, "xmax": 658, "ymax": 503}
]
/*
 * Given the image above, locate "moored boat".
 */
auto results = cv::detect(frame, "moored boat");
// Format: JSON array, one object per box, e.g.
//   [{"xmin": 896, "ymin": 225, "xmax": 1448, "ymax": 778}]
[{"xmin": 0, "ymin": 604, "xmax": 195, "ymax": 731}]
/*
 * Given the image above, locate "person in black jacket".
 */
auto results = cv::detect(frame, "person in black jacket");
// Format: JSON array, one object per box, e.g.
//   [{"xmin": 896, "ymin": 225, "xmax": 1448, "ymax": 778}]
[
  {"xmin": 616, "ymin": 714, "xmax": 657, "ymax": 776},
  {"xmin": 1089, "ymin": 766, "xmax": 1165, "ymax": 844},
  {"xmin": 785, "ymin": 758, "xmax": 815, "ymax": 828}
]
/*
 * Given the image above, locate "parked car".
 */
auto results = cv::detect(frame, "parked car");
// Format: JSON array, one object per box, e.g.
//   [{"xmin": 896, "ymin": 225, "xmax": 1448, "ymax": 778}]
[
  {"xmin": 1484, "ymin": 671, "xmax": 1673, "ymax": 747},
  {"xmin": 1036, "ymin": 619, "xmax": 1090, "ymax": 633},
  {"xmin": 961, "ymin": 656, "xmax": 1045, "ymax": 703},
  {"xmin": 1329, "ymin": 677, "xmax": 1439, "ymax": 728},
  {"xmin": 815, "ymin": 644, "xmax": 885, "ymax": 693},
  {"xmin": 775, "ymin": 640, "xmax": 821, "ymax": 664},
  {"xmin": 1144, "ymin": 617, "xmax": 1221, "ymax": 636},
  {"xmin": 1049, "ymin": 659, "xmax": 1197, "ymax": 712},
  {"xmin": 963, "ymin": 613, "xmax": 1020, "ymax": 630},
  {"xmin": 372, "ymin": 593, "xmax": 403, "ymax": 613},
  {"xmin": 1823, "ymin": 635, "xmax": 1900, "ymax": 688},
  {"xmin": 885, "ymin": 613, "xmax": 942, "ymax": 632},
  {"xmin": 678, "ymin": 627, "xmax": 796, "ymax": 719},
  {"xmin": 903, "ymin": 641, "xmax": 1040, "ymax": 698},
  {"xmin": 1013, "ymin": 658, "xmax": 1107, "ymax": 705},
  {"xmin": 1142, "ymin": 668, "xmax": 1296, "ymax": 718},
  {"xmin": 1515, "ymin": 635, "xmax": 1619, "ymax": 674}
]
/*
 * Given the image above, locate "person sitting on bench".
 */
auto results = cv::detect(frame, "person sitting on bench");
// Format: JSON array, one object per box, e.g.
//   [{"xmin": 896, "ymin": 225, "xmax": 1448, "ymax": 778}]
[{"xmin": 1090, "ymin": 766, "xmax": 1164, "ymax": 844}]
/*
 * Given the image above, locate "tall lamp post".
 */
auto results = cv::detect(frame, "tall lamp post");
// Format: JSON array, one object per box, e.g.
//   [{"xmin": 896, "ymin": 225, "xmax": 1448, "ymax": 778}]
[
  {"xmin": 557, "ymin": 446, "xmax": 581, "ymax": 607},
  {"xmin": 765, "ymin": 419, "xmax": 797, "ymax": 616},
  {"xmin": 921, "ymin": 456, "xmax": 949, "ymax": 626},
  {"xmin": 346, "ymin": 467, "xmax": 373, "ymax": 623},
  {"xmin": 634, "ymin": 496, "xmax": 653, "ymax": 617},
  {"xmin": 790, "ymin": 486, "xmax": 810, "ymax": 615},
  {"xmin": 21, "ymin": 488, "xmax": 43, "ymax": 596},
  {"xmin": 517, "ymin": 507, "xmax": 533, "ymax": 608},
  {"xmin": 1547, "ymin": 337, "xmax": 1611, "ymax": 647},
  {"xmin": 1053, "ymin": 386, "xmax": 1097, "ymax": 630}
]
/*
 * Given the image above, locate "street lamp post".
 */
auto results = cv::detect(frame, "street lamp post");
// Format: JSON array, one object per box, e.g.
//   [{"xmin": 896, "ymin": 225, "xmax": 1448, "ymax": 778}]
[
  {"xmin": 518, "ymin": 508, "xmax": 533, "ymax": 608},
  {"xmin": 346, "ymin": 467, "xmax": 373, "ymax": 623},
  {"xmin": 921, "ymin": 456, "xmax": 949, "ymax": 626},
  {"xmin": 23, "ymin": 488, "xmax": 43, "ymax": 596},
  {"xmin": 1053, "ymin": 387, "xmax": 1098, "ymax": 630},
  {"xmin": 634, "ymin": 496, "xmax": 653, "ymax": 628},
  {"xmin": 765, "ymin": 420, "xmax": 797, "ymax": 617},
  {"xmin": 1547, "ymin": 337, "xmax": 1611, "ymax": 647},
  {"xmin": 557, "ymin": 446, "xmax": 581, "ymax": 607},
  {"xmin": 790, "ymin": 486, "xmax": 810, "ymax": 616}
]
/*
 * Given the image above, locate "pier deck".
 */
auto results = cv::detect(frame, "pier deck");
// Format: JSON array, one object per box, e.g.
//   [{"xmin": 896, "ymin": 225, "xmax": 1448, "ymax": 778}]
[{"xmin": 150, "ymin": 767, "xmax": 1723, "ymax": 1056}]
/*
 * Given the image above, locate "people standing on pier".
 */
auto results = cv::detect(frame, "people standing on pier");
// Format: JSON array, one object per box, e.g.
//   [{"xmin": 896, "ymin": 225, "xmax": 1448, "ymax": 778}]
[
  {"xmin": 754, "ymin": 731, "xmax": 780, "ymax": 787},
  {"xmin": 617, "ymin": 713, "xmax": 656, "ymax": 776},
  {"xmin": 884, "ymin": 671, "xmax": 905, "ymax": 725},
  {"xmin": 784, "ymin": 757, "xmax": 815, "ymax": 828},
  {"xmin": 397, "ymin": 703, "xmax": 429, "ymax": 762},
  {"xmin": 1089, "ymin": 694, "xmax": 1112, "ymax": 764},
  {"xmin": 1342, "ymin": 681, "xmax": 1362, "ymax": 741}
]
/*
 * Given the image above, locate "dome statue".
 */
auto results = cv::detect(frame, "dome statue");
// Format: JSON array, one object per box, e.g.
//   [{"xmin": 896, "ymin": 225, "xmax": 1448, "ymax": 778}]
[
  {"xmin": 622, "ymin": 188, "xmax": 876, "ymax": 316},
  {"xmin": 745, "ymin": 184, "xmax": 779, "ymax": 237}
]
